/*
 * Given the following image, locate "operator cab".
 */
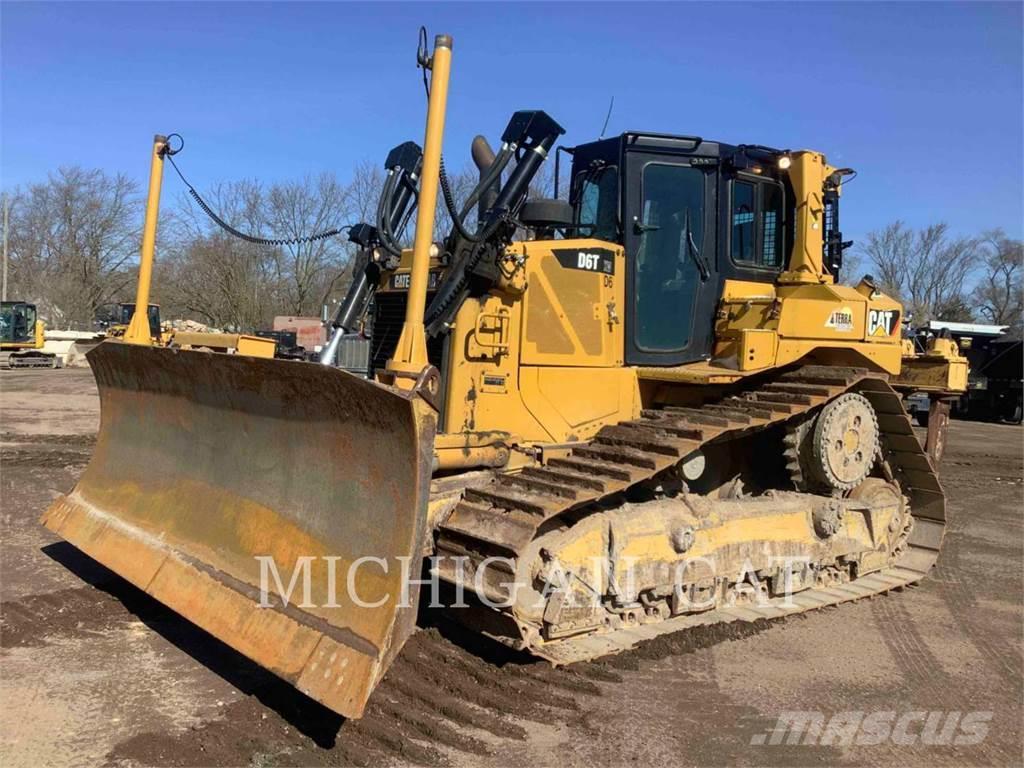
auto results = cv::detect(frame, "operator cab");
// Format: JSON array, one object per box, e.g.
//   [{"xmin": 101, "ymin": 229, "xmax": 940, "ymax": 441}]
[
  {"xmin": 562, "ymin": 133, "xmax": 802, "ymax": 367},
  {"xmin": 117, "ymin": 303, "xmax": 162, "ymax": 340},
  {"xmin": 96, "ymin": 303, "xmax": 162, "ymax": 340},
  {"xmin": 0, "ymin": 302, "xmax": 38, "ymax": 346}
]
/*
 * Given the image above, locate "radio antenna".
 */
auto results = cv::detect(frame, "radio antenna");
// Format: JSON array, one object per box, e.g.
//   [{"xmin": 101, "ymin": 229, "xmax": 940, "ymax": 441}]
[{"xmin": 599, "ymin": 96, "xmax": 615, "ymax": 139}]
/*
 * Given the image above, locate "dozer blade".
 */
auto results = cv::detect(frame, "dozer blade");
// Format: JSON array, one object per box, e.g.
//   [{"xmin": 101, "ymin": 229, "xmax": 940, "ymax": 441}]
[{"xmin": 41, "ymin": 341, "xmax": 437, "ymax": 719}]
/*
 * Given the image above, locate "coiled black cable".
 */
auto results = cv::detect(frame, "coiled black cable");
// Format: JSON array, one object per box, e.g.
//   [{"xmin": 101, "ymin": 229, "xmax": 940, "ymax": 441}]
[
  {"xmin": 165, "ymin": 151, "xmax": 350, "ymax": 247},
  {"xmin": 438, "ymin": 155, "xmax": 482, "ymax": 243},
  {"xmin": 438, "ymin": 147, "xmax": 512, "ymax": 245}
]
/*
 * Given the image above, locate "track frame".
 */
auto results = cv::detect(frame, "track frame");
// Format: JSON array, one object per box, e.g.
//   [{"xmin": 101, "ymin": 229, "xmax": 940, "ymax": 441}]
[{"xmin": 432, "ymin": 365, "xmax": 946, "ymax": 662}]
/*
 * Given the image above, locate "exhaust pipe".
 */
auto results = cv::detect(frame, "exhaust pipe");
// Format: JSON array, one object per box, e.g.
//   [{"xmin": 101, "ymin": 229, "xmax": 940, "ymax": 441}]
[{"xmin": 471, "ymin": 135, "xmax": 499, "ymax": 224}]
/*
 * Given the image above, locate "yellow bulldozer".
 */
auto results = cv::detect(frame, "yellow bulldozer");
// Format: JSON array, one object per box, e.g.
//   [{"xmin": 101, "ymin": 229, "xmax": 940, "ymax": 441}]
[
  {"xmin": 98, "ymin": 302, "xmax": 166, "ymax": 343},
  {"xmin": 43, "ymin": 33, "xmax": 967, "ymax": 720},
  {"xmin": 100, "ymin": 301, "xmax": 277, "ymax": 357}
]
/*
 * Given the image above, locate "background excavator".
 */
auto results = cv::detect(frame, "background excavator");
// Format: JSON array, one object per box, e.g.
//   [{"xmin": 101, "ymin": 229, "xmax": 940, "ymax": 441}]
[
  {"xmin": 43, "ymin": 32, "xmax": 967, "ymax": 720},
  {"xmin": 1, "ymin": 300, "xmax": 60, "ymax": 368}
]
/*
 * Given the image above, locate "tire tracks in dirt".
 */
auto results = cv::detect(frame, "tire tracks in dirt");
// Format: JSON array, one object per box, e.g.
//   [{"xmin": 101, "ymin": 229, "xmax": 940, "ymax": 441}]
[
  {"xmin": 871, "ymin": 500, "xmax": 1023, "ymax": 768},
  {"xmin": 104, "ymin": 624, "xmax": 607, "ymax": 767},
  {"xmin": 932, "ymin": 490, "xmax": 1023, "ymax": 682},
  {"xmin": 98, "ymin": 612, "xmax": 792, "ymax": 766},
  {"xmin": 1, "ymin": 586, "xmax": 140, "ymax": 648},
  {"xmin": 93, "ymin": 584, "xmax": 833, "ymax": 765},
  {"xmin": 870, "ymin": 587, "xmax": 953, "ymax": 697},
  {"xmin": 1, "ymin": 432, "xmax": 94, "ymax": 469},
  {"xmin": 576, "ymin": 620, "xmax": 845, "ymax": 767},
  {"xmin": 867, "ymin": 591, "xmax": 985, "ymax": 767}
]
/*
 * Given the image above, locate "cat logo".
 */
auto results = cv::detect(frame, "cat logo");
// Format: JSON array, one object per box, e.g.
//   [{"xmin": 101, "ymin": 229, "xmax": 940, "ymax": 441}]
[
  {"xmin": 390, "ymin": 271, "xmax": 441, "ymax": 291},
  {"xmin": 825, "ymin": 307, "xmax": 855, "ymax": 332},
  {"xmin": 868, "ymin": 308, "xmax": 900, "ymax": 337}
]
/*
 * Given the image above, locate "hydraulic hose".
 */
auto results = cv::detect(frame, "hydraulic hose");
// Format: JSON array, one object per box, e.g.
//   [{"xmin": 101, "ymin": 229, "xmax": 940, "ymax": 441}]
[{"xmin": 439, "ymin": 143, "xmax": 513, "ymax": 243}]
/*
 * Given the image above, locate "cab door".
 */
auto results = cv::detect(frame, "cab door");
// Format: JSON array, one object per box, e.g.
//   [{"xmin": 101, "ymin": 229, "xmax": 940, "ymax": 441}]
[{"xmin": 624, "ymin": 155, "xmax": 716, "ymax": 366}]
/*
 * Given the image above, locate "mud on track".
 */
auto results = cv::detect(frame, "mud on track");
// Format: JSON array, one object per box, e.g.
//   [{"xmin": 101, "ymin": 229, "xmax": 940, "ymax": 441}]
[{"xmin": 1, "ymin": 368, "xmax": 1021, "ymax": 767}]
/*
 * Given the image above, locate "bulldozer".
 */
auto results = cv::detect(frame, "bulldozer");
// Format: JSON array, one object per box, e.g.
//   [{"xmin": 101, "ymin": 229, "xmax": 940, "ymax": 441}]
[
  {"xmin": 97, "ymin": 302, "xmax": 166, "ymax": 343},
  {"xmin": 99, "ymin": 301, "xmax": 278, "ymax": 358},
  {"xmin": 43, "ymin": 33, "xmax": 967, "ymax": 720}
]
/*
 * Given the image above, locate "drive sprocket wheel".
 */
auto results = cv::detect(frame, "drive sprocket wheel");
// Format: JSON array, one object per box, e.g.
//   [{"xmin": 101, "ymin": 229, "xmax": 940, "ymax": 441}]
[{"xmin": 786, "ymin": 392, "xmax": 880, "ymax": 493}]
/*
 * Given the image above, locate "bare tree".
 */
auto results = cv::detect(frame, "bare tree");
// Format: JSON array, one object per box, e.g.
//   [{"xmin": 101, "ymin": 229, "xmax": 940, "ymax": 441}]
[
  {"xmin": 6, "ymin": 168, "xmax": 140, "ymax": 328},
  {"xmin": 161, "ymin": 232, "xmax": 276, "ymax": 330},
  {"xmin": 160, "ymin": 180, "xmax": 279, "ymax": 330},
  {"xmin": 163, "ymin": 172, "xmax": 354, "ymax": 328},
  {"xmin": 347, "ymin": 160, "xmax": 386, "ymax": 224},
  {"xmin": 318, "ymin": 160, "xmax": 385, "ymax": 309},
  {"xmin": 265, "ymin": 173, "xmax": 352, "ymax": 315},
  {"xmin": 971, "ymin": 230, "xmax": 1023, "ymax": 336},
  {"xmin": 838, "ymin": 249, "xmax": 866, "ymax": 287},
  {"xmin": 859, "ymin": 221, "xmax": 981, "ymax": 325}
]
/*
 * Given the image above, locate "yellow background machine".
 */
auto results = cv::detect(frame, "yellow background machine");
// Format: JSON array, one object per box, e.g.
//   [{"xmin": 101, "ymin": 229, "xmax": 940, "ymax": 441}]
[
  {"xmin": 0, "ymin": 300, "xmax": 59, "ymax": 368},
  {"xmin": 44, "ymin": 33, "xmax": 965, "ymax": 719}
]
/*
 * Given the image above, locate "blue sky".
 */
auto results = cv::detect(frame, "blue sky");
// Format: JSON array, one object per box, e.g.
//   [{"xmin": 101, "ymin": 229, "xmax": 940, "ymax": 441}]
[{"xmin": 3, "ymin": 2, "xmax": 1022, "ymax": 241}]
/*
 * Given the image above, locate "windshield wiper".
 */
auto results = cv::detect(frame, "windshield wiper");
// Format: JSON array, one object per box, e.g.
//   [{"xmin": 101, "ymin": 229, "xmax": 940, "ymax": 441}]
[{"xmin": 683, "ymin": 208, "xmax": 710, "ymax": 281}]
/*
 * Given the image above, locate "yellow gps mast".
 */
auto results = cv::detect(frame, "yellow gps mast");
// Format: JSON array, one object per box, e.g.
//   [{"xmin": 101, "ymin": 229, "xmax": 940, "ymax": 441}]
[
  {"xmin": 385, "ymin": 33, "xmax": 452, "ymax": 386},
  {"xmin": 124, "ymin": 134, "xmax": 168, "ymax": 345}
]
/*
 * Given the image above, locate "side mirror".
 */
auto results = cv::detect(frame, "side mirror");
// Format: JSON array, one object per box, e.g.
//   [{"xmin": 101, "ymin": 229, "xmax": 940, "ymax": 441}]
[{"xmin": 633, "ymin": 216, "xmax": 660, "ymax": 234}]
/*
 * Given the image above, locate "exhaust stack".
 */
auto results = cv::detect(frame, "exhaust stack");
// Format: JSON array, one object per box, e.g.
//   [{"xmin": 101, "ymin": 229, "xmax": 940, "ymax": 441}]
[{"xmin": 471, "ymin": 135, "xmax": 499, "ymax": 224}]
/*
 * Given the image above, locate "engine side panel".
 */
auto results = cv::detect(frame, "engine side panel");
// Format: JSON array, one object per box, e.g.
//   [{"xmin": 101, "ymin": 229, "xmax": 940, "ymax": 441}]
[{"xmin": 440, "ymin": 239, "xmax": 640, "ymax": 447}]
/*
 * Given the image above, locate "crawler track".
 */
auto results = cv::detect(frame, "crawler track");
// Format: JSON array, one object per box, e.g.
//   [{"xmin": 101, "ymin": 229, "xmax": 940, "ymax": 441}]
[
  {"xmin": 434, "ymin": 365, "xmax": 946, "ymax": 662},
  {"xmin": 0, "ymin": 351, "xmax": 59, "ymax": 369}
]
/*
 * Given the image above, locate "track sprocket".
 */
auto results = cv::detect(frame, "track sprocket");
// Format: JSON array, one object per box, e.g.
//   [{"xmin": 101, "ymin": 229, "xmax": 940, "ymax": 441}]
[{"xmin": 786, "ymin": 392, "xmax": 880, "ymax": 493}]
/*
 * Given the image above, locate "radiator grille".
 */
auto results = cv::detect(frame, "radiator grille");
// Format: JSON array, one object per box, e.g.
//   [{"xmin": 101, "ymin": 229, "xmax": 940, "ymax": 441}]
[{"xmin": 369, "ymin": 292, "xmax": 445, "ymax": 375}]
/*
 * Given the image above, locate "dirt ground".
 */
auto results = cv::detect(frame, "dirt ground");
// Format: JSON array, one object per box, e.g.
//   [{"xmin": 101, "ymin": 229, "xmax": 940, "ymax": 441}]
[{"xmin": 2, "ymin": 368, "xmax": 1022, "ymax": 768}]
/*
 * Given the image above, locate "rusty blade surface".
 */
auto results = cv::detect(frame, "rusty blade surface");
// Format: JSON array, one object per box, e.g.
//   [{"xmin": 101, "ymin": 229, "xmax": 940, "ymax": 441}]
[{"xmin": 41, "ymin": 341, "xmax": 437, "ymax": 718}]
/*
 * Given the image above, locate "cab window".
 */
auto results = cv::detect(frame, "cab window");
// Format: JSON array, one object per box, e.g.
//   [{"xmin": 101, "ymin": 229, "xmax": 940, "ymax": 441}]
[
  {"xmin": 0, "ymin": 302, "xmax": 35, "ymax": 344},
  {"xmin": 762, "ymin": 183, "xmax": 784, "ymax": 268},
  {"xmin": 575, "ymin": 165, "xmax": 619, "ymax": 241},
  {"xmin": 731, "ymin": 181, "xmax": 756, "ymax": 262},
  {"xmin": 730, "ymin": 178, "xmax": 785, "ymax": 269},
  {"xmin": 634, "ymin": 163, "xmax": 705, "ymax": 351}
]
